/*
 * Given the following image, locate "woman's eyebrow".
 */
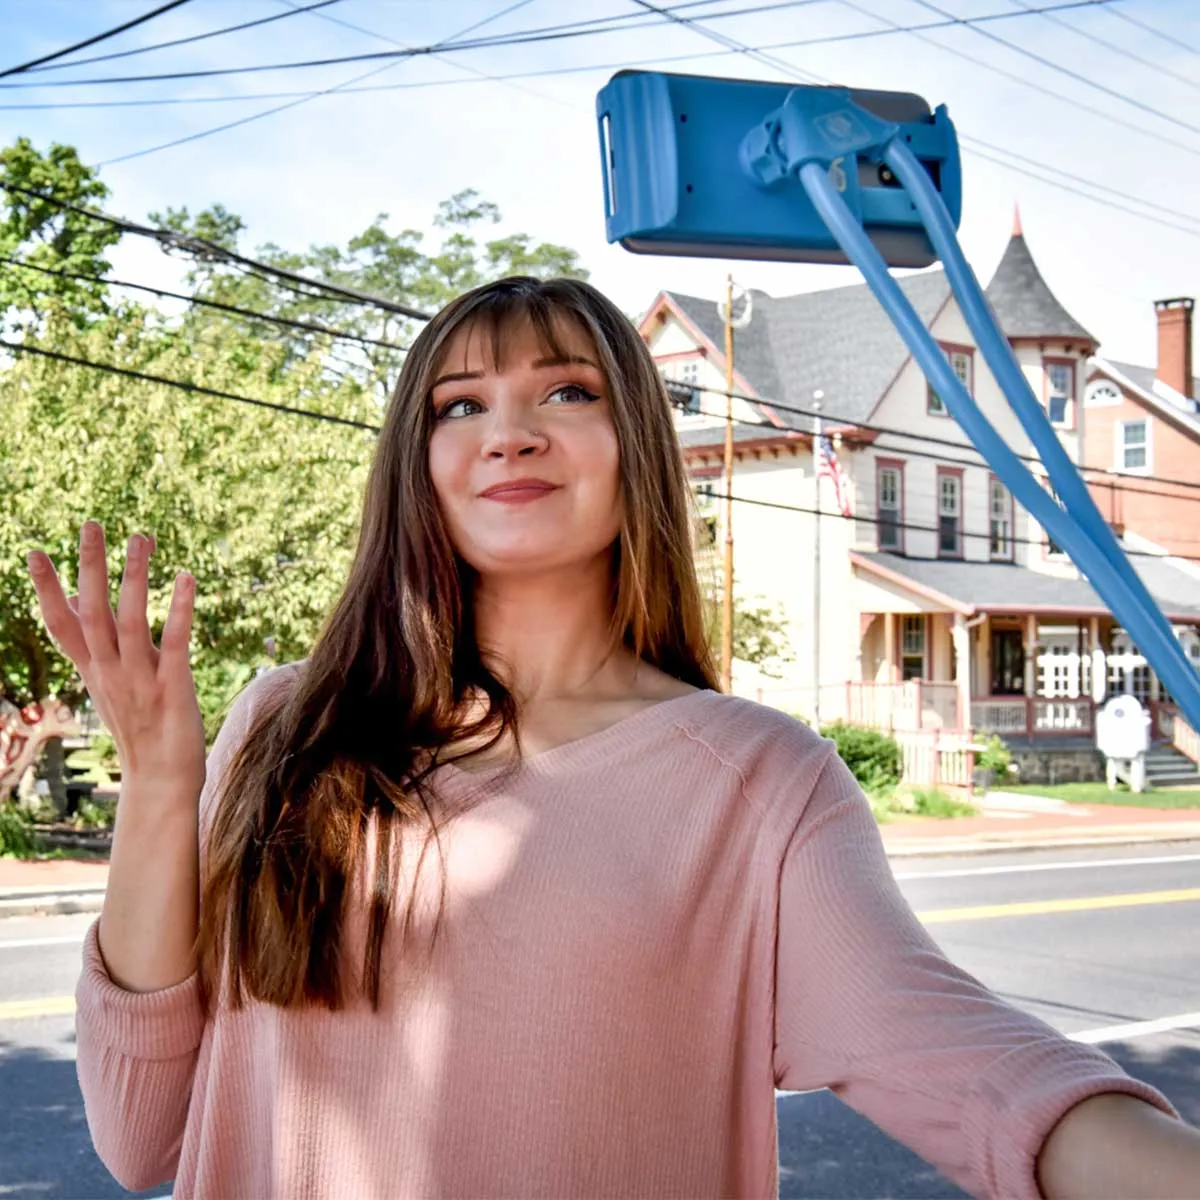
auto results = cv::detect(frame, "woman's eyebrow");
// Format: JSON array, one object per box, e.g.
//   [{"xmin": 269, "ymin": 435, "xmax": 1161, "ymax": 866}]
[{"xmin": 432, "ymin": 355, "xmax": 600, "ymax": 390}]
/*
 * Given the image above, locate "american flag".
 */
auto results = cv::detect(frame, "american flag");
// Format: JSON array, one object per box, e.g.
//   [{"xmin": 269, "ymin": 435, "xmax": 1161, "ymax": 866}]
[{"xmin": 816, "ymin": 434, "xmax": 852, "ymax": 517}]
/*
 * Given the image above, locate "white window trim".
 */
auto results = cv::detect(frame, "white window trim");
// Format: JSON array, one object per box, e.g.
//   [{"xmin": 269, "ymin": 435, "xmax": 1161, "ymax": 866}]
[
  {"xmin": 1084, "ymin": 380, "xmax": 1123, "ymax": 408},
  {"xmin": 1115, "ymin": 417, "xmax": 1152, "ymax": 476}
]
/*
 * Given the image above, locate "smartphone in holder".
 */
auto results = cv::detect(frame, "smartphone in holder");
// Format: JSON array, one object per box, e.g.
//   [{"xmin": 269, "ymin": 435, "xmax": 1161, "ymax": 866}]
[{"xmin": 596, "ymin": 69, "xmax": 961, "ymax": 268}]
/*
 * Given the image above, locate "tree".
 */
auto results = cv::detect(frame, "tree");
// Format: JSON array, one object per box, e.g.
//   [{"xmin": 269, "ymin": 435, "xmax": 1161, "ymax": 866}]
[
  {"xmin": 150, "ymin": 187, "xmax": 589, "ymax": 402},
  {"xmin": 1, "ymin": 141, "xmax": 593, "ymax": 769}
]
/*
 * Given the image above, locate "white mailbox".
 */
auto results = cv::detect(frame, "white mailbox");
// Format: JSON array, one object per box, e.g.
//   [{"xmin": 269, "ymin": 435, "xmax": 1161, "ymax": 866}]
[{"xmin": 1096, "ymin": 695, "xmax": 1151, "ymax": 761}]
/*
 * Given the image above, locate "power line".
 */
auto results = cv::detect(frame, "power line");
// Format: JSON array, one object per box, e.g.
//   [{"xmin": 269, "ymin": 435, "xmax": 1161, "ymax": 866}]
[
  {"xmin": 98, "ymin": 0, "xmax": 540, "ymax": 166},
  {"xmin": 1008, "ymin": 0, "xmax": 1200, "ymax": 95},
  {"xmin": 7, "ymin": 331, "xmax": 1200, "ymax": 566},
  {"xmin": 0, "ymin": 180, "xmax": 432, "ymax": 321},
  {"xmin": 0, "ymin": 339, "xmax": 380, "ymax": 433},
  {"xmin": 0, "ymin": 0, "xmax": 1119, "ymax": 90},
  {"xmin": 20, "ymin": 1, "xmax": 345, "ymax": 74},
  {"xmin": 679, "ymin": 393, "xmax": 1200, "ymax": 507},
  {"xmin": 1104, "ymin": 5, "xmax": 1200, "ymax": 56},
  {"xmin": 701, "ymin": 486, "xmax": 1200, "ymax": 568},
  {"xmin": 0, "ymin": 257, "xmax": 410, "ymax": 352},
  {"xmin": 0, "ymin": 0, "xmax": 195, "ymax": 78},
  {"xmin": 908, "ymin": 0, "xmax": 1200, "ymax": 140},
  {"xmin": 636, "ymin": 1, "xmax": 1200, "ymax": 240},
  {"xmin": 836, "ymin": 0, "xmax": 1200, "ymax": 164}
]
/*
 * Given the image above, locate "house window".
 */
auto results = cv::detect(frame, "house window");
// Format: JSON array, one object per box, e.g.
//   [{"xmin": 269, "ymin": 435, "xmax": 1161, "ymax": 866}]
[
  {"xmin": 928, "ymin": 345, "xmax": 972, "ymax": 415},
  {"xmin": 1119, "ymin": 420, "xmax": 1149, "ymax": 472},
  {"xmin": 662, "ymin": 360, "xmax": 701, "ymax": 413},
  {"xmin": 877, "ymin": 463, "xmax": 903, "ymax": 552},
  {"xmin": 1045, "ymin": 481, "xmax": 1067, "ymax": 558},
  {"xmin": 901, "ymin": 615, "xmax": 926, "ymax": 681},
  {"xmin": 937, "ymin": 469, "xmax": 962, "ymax": 558},
  {"xmin": 989, "ymin": 477, "xmax": 1013, "ymax": 560},
  {"xmin": 1046, "ymin": 360, "xmax": 1074, "ymax": 427}
]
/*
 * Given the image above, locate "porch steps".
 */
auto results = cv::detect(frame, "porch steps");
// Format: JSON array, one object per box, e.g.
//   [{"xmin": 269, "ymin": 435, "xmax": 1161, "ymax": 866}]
[{"xmin": 1146, "ymin": 745, "xmax": 1200, "ymax": 789}]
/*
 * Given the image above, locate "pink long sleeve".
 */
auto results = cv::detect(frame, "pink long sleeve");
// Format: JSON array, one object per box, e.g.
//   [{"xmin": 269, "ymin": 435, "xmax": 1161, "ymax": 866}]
[
  {"xmin": 772, "ymin": 748, "xmax": 1182, "ymax": 1199},
  {"xmin": 74, "ymin": 669, "xmax": 276, "ymax": 1191}
]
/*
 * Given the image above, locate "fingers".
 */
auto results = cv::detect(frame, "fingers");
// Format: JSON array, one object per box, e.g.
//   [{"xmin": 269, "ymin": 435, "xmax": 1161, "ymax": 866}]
[
  {"xmin": 158, "ymin": 571, "xmax": 196, "ymax": 675},
  {"xmin": 77, "ymin": 522, "xmax": 120, "ymax": 665},
  {"xmin": 116, "ymin": 534, "xmax": 156, "ymax": 671},
  {"xmin": 26, "ymin": 552, "xmax": 90, "ymax": 668}
]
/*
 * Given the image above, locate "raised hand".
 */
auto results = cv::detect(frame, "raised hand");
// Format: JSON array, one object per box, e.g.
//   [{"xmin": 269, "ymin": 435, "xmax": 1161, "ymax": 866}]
[{"xmin": 26, "ymin": 521, "xmax": 205, "ymax": 806}]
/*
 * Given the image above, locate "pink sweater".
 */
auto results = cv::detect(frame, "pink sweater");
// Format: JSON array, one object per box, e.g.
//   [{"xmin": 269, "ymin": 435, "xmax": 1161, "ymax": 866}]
[{"xmin": 76, "ymin": 667, "xmax": 1178, "ymax": 1198}]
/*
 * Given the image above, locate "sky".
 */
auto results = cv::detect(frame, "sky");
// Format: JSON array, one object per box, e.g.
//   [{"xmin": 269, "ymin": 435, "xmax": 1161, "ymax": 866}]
[{"xmin": 2, "ymin": 0, "xmax": 1199, "ymax": 368}]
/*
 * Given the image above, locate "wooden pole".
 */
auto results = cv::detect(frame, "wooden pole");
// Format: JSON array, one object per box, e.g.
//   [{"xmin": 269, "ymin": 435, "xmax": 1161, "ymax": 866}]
[{"xmin": 721, "ymin": 274, "xmax": 735, "ymax": 694}]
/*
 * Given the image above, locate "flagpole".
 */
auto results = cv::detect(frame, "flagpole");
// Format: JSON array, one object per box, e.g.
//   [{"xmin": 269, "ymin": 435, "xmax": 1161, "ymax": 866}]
[{"xmin": 812, "ymin": 391, "xmax": 823, "ymax": 729}]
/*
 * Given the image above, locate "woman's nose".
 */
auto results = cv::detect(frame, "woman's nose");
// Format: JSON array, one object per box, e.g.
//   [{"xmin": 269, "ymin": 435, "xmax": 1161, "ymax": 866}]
[{"xmin": 482, "ymin": 413, "xmax": 549, "ymax": 459}]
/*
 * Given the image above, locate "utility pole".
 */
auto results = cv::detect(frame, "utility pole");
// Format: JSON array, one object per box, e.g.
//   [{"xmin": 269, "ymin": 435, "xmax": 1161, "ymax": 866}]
[
  {"xmin": 812, "ymin": 391, "xmax": 824, "ymax": 728},
  {"xmin": 722, "ymin": 274, "xmax": 735, "ymax": 694}
]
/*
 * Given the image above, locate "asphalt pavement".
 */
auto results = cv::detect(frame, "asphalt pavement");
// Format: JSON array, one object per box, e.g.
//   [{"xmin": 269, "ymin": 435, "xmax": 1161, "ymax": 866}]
[{"xmin": 1, "ymin": 840, "xmax": 1196, "ymax": 1199}]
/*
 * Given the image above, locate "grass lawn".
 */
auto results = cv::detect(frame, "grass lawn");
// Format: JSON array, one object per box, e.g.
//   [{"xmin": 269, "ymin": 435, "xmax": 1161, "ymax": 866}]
[{"xmin": 1002, "ymin": 782, "xmax": 1200, "ymax": 809}]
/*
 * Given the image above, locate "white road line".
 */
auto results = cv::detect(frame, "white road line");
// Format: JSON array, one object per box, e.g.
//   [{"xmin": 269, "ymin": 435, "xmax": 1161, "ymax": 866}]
[
  {"xmin": 1070, "ymin": 1011, "xmax": 1200, "ymax": 1044},
  {"xmin": 0, "ymin": 935, "xmax": 86, "ymax": 951},
  {"xmin": 894, "ymin": 853, "xmax": 1200, "ymax": 881}
]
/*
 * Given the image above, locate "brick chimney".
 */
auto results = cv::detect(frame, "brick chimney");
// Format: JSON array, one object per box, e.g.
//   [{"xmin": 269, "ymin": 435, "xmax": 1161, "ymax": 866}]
[{"xmin": 1154, "ymin": 297, "xmax": 1194, "ymax": 399}]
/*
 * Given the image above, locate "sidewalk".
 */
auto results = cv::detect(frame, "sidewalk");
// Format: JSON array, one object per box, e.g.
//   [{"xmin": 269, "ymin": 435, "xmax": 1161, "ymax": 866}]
[{"xmin": 3, "ymin": 794, "xmax": 1200, "ymax": 916}]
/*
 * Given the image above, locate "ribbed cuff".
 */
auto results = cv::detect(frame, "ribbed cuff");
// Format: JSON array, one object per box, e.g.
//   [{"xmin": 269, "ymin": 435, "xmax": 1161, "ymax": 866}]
[
  {"xmin": 75, "ymin": 918, "xmax": 206, "ymax": 1061},
  {"xmin": 964, "ymin": 1035, "xmax": 1182, "ymax": 1199}
]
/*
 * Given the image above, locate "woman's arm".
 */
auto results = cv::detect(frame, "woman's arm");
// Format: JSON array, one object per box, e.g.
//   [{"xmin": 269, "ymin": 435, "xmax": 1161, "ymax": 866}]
[{"xmin": 1037, "ymin": 1093, "xmax": 1200, "ymax": 1199}]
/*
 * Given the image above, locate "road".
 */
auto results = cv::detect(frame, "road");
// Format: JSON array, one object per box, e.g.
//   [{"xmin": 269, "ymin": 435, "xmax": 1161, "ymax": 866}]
[{"xmin": 1, "ymin": 841, "xmax": 1197, "ymax": 1200}]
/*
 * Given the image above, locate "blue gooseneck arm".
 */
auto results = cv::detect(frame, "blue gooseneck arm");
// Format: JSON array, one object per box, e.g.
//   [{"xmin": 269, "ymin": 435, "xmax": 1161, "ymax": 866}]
[{"xmin": 797, "ymin": 160, "xmax": 1200, "ymax": 731}]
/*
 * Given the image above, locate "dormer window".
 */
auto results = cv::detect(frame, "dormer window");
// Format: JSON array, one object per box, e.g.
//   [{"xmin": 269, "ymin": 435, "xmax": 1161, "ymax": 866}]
[{"xmin": 662, "ymin": 359, "xmax": 701, "ymax": 413}]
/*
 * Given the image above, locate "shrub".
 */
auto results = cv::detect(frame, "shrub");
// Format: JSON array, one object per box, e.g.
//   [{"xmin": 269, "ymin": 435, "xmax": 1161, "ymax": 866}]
[
  {"xmin": 819, "ymin": 722, "xmax": 902, "ymax": 791},
  {"xmin": 909, "ymin": 787, "xmax": 978, "ymax": 818},
  {"xmin": 0, "ymin": 802, "xmax": 41, "ymax": 857},
  {"xmin": 977, "ymin": 735, "xmax": 1014, "ymax": 780}
]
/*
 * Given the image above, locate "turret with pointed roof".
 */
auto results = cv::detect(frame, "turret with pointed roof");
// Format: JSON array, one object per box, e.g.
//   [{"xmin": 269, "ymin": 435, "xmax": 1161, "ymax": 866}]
[{"xmin": 984, "ymin": 206, "xmax": 1095, "ymax": 345}]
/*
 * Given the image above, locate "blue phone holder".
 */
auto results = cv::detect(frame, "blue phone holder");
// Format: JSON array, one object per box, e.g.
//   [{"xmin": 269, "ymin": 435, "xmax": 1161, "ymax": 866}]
[{"xmin": 596, "ymin": 69, "xmax": 1200, "ymax": 730}]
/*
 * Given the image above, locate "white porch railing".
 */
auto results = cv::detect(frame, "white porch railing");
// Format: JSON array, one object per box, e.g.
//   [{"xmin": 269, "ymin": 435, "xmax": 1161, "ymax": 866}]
[
  {"xmin": 844, "ymin": 681, "xmax": 961, "ymax": 731},
  {"xmin": 969, "ymin": 697, "xmax": 1095, "ymax": 738},
  {"xmin": 1173, "ymin": 714, "xmax": 1200, "ymax": 765}
]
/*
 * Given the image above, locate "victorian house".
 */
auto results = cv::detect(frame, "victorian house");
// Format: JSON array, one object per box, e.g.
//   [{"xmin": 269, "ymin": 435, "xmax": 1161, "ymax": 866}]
[{"xmin": 642, "ymin": 213, "xmax": 1200, "ymax": 783}]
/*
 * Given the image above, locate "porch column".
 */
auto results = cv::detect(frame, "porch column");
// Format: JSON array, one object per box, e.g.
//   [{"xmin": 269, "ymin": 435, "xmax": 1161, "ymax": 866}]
[
  {"xmin": 978, "ymin": 614, "xmax": 991, "ymax": 699},
  {"xmin": 952, "ymin": 614, "xmax": 971, "ymax": 732},
  {"xmin": 1089, "ymin": 616, "xmax": 1105, "ymax": 704},
  {"xmin": 884, "ymin": 612, "xmax": 897, "ymax": 684},
  {"xmin": 1023, "ymin": 614, "xmax": 1037, "ymax": 697}
]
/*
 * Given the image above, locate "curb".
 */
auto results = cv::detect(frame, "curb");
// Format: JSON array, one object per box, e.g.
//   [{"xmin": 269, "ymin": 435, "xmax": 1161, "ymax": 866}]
[
  {"xmin": 0, "ymin": 884, "xmax": 106, "ymax": 919},
  {"xmin": 882, "ymin": 825, "xmax": 1200, "ymax": 858},
  {"xmin": 3, "ymin": 828, "xmax": 1200, "ymax": 915}
]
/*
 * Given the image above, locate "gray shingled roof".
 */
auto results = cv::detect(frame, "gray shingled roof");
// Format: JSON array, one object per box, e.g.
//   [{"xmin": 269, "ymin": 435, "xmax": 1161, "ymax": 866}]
[
  {"xmin": 857, "ymin": 552, "xmax": 1200, "ymax": 620},
  {"xmin": 1104, "ymin": 359, "xmax": 1200, "ymax": 409},
  {"xmin": 984, "ymin": 233, "xmax": 1095, "ymax": 343},
  {"xmin": 676, "ymin": 420, "xmax": 802, "ymax": 450},
  {"xmin": 667, "ymin": 271, "xmax": 951, "ymax": 434}
]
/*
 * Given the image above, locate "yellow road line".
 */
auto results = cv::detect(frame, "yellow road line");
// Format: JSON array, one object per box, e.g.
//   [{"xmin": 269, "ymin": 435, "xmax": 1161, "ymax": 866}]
[
  {"xmin": 917, "ymin": 888, "xmax": 1200, "ymax": 924},
  {"xmin": 3, "ymin": 892, "xmax": 1199, "ymax": 1021},
  {"xmin": 0, "ymin": 995, "xmax": 75, "ymax": 1021}
]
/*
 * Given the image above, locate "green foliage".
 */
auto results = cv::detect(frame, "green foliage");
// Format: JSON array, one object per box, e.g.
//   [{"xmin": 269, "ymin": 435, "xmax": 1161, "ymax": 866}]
[
  {"xmin": 976, "ymin": 734, "xmax": 1013, "ymax": 779},
  {"xmin": 0, "ymin": 137, "xmax": 121, "ymax": 331},
  {"xmin": 702, "ymin": 589, "xmax": 794, "ymax": 678},
  {"xmin": 908, "ymin": 787, "xmax": 978, "ymax": 818},
  {"xmin": 1, "ymin": 141, "xmax": 591, "ymax": 738},
  {"xmin": 818, "ymin": 721, "xmax": 903, "ymax": 791},
  {"xmin": 72, "ymin": 796, "xmax": 116, "ymax": 831},
  {"xmin": 0, "ymin": 801, "xmax": 40, "ymax": 856}
]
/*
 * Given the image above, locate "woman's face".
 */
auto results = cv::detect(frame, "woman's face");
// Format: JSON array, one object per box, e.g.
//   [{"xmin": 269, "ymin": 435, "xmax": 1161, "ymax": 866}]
[{"xmin": 427, "ymin": 314, "xmax": 623, "ymax": 579}]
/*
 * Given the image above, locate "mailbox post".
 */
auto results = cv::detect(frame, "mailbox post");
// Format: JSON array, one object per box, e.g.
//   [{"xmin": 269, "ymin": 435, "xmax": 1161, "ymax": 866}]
[{"xmin": 1095, "ymin": 695, "xmax": 1152, "ymax": 793}]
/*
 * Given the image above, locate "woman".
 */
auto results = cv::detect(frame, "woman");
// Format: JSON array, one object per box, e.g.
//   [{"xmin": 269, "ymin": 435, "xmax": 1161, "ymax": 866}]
[{"xmin": 29, "ymin": 276, "xmax": 1199, "ymax": 1198}]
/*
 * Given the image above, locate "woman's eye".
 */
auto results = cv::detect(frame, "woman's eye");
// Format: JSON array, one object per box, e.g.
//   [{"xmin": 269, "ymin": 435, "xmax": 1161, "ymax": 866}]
[
  {"xmin": 545, "ymin": 384, "xmax": 600, "ymax": 405},
  {"xmin": 436, "ymin": 398, "xmax": 483, "ymax": 420}
]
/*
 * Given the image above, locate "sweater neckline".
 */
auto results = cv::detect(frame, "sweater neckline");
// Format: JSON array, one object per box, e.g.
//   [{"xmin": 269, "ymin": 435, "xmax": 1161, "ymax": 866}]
[{"xmin": 428, "ymin": 687, "xmax": 719, "ymax": 793}]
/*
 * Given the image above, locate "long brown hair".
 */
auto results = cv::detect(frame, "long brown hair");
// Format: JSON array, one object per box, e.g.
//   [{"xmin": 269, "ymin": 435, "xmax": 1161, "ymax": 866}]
[{"xmin": 198, "ymin": 276, "xmax": 720, "ymax": 1012}]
